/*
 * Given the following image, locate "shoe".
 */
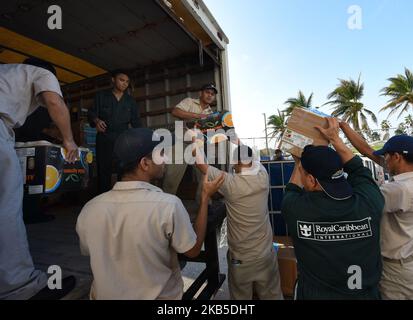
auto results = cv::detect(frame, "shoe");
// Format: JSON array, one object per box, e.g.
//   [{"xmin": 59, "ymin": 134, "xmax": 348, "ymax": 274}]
[{"xmin": 29, "ymin": 275, "xmax": 76, "ymax": 300}]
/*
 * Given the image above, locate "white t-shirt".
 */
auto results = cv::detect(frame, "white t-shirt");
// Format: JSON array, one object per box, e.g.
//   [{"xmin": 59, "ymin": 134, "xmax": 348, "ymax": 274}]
[
  {"xmin": 0, "ymin": 64, "xmax": 62, "ymax": 129},
  {"xmin": 76, "ymin": 181, "xmax": 197, "ymax": 300}
]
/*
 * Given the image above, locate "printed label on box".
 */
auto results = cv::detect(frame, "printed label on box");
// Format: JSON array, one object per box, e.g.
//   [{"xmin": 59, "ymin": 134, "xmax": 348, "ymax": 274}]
[
  {"xmin": 16, "ymin": 148, "xmax": 35, "ymax": 157},
  {"xmin": 28, "ymin": 185, "xmax": 44, "ymax": 195},
  {"xmin": 282, "ymin": 129, "xmax": 314, "ymax": 149}
]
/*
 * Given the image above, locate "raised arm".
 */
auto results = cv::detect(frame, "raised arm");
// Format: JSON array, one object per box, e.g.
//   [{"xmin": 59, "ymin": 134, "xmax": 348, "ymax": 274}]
[
  {"xmin": 339, "ymin": 121, "xmax": 382, "ymax": 165},
  {"xmin": 315, "ymin": 118, "xmax": 354, "ymax": 164},
  {"xmin": 184, "ymin": 173, "xmax": 225, "ymax": 258},
  {"xmin": 171, "ymin": 107, "xmax": 207, "ymax": 121}
]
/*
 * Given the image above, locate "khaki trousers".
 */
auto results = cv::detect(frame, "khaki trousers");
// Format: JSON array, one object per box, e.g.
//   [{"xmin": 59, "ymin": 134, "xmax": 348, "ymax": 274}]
[
  {"xmin": 380, "ymin": 258, "xmax": 413, "ymax": 300},
  {"xmin": 227, "ymin": 250, "xmax": 284, "ymax": 300}
]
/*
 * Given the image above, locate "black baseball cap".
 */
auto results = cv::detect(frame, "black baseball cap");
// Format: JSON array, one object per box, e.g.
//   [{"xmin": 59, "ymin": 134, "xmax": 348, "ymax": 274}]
[
  {"xmin": 114, "ymin": 128, "xmax": 173, "ymax": 168},
  {"xmin": 373, "ymin": 135, "xmax": 413, "ymax": 156},
  {"xmin": 201, "ymin": 83, "xmax": 218, "ymax": 94},
  {"xmin": 301, "ymin": 145, "xmax": 353, "ymax": 201}
]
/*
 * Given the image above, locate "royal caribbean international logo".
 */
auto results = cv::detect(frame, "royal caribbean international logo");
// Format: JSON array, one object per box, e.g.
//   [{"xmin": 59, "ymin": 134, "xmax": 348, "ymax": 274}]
[{"xmin": 297, "ymin": 218, "xmax": 373, "ymax": 242}]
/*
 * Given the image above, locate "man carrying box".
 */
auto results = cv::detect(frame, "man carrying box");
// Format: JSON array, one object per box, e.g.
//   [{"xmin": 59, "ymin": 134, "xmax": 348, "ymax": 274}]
[
  {"xmin": 0, "ymin": 58, "xmax": 78, "ymax": 300},
  {"xmin": 193, "ymin": 144, "xmax": 283, "ymax": 300},
  {"xmin": 340, "ymin": 122, "xmax": 413, "ymax": 300},
  {"xmin": 282, "ymin": 118, "xmax": 384, "ymax": 300},
  {"xmin": 162, "ymin": 84, "xmax": 217, "ymax": 197}
]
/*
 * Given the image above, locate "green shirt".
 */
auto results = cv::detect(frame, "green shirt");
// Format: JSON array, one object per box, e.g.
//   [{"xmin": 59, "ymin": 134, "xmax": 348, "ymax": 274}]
[
  {"xmin": 88, "ymin": 90, "xmax": 141, "ymax": 136},
  {"xmin": 282, "ymin": 156, "xmax": 384, "ymax": 299}
]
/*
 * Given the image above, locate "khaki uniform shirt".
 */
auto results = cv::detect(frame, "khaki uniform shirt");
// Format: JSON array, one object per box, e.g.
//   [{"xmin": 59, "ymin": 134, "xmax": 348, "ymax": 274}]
[
  {"xmin": 76, "ymin": 181, "xmax": 196, "ymax": 300},
  {"xmin": 208, "ymin": 162, "xmax": 274, "ymax": 261},
  {"xmin": 175, "ymin": 98, "xmax": 213, "ymax": 116},
  {"xmin": 0, "ymin": 64, "xmax": 62, "ymax": 130},
  {"xmin": 380, "ymin": 172, "xmax": 413, "ymax": 260}
]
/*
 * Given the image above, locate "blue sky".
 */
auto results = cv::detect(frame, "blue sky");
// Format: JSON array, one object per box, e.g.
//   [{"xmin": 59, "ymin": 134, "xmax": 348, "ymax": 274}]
[{"xmin": 204, "ymin": 0, "xmax": 413, "ymax": 145}]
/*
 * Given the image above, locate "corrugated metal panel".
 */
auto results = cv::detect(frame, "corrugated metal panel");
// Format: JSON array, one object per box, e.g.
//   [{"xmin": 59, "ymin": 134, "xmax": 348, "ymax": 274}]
[
  {"xmin": 0, "ymin": 0, "xmax": 199, "ymax": 72},
  {"xmin": 63, "ymin": 54, "xmax": 221, "ymax": 128}
]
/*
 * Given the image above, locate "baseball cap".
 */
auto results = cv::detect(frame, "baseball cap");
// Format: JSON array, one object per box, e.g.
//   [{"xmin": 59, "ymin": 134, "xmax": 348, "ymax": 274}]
[
  {"xmin": 201, "ymin": 83, "xmax": 218, "ymax": 94},
  {"xmin": 301, "ymin": 145, "xmax": 353, "ymax": 201},
  {"xmin": 373, "ymin": 135, "xmax": 413, "ymax": 156},
  {"xmin": 114, "ymin": 128, "xmax": 173, "ymax": 168}
]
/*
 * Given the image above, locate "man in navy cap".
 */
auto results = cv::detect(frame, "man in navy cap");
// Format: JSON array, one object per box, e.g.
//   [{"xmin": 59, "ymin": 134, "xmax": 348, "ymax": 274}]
[
  {"xmin": 163, "ymin": 84, "xmax": 218, "ymax": 198},
  {"xmin": 341, "ymin": 122, "xmax": 413, "ymax": 300},
  {"xmin": 282, "ymin": 118, "xmax": 384, "ymax": 300},
  {"xmin": 76, "ymin": 128, "xmax": 225, "ymax": 299}
]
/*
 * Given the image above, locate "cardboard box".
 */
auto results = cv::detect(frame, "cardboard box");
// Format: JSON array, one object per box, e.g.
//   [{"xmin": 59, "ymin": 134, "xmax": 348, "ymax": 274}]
[
  {"xmin": 273, "ymin": 236, "xmax": 298, "ymax": 298},
  {"xmin": 280, "ymin": 108, "xmax": 330, "ymax": 157},
  {"xmin": 15, "ymin": 141, "xmax": 93, "ymax": 195},
  {"xmin": 188, "ymin": 111, "xmax": 235, "ymax": 144}
]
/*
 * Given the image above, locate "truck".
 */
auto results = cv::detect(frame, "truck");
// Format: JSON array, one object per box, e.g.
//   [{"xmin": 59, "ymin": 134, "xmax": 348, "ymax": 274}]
[
  {"xmin": 1, "ymin": 0, "xmax": 231, "ymax": 300},
  {"xmin": 0, "ymin": 0, "xmax": 231, "ymax": 136}
]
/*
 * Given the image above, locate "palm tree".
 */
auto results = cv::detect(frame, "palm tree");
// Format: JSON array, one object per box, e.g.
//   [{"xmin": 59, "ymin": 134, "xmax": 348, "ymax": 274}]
[
  {"xmin": 381, "ymin": 120, "xmax": 391, "ymax": 140},
  {"xmin": 325, "ymin": 76, "xmax": 377, "ymax": 133},
  {"xmin": 267, "ymin": 110, "xmax": 287, "ymax": 142},
  {"xmin": 371, "ymin": 131, "xmax": 381, "ymax": 142},
  {"xmin": 405, "ymin": 115, "xmax": 413, "ymax": 135},
  {"xmin": 380, "ymin": 68, "xmax": 413, "ymax": 119},
  {"xmin": 395, "ymin": 123, "xmax": 407, "ymax": 136},
  {"xmin": 283, "ymin": 91, "xmax": 314, "ymax": 115}
]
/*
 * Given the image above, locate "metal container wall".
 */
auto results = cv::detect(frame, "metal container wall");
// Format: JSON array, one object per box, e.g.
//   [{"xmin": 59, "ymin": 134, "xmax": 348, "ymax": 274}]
[{"xmin": 261, "ymin": 160, "xmax": 295, "ymax": 236}]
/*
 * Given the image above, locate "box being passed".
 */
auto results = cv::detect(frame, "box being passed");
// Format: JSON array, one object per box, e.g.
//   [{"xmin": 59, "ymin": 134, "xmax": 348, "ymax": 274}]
[
  {"xmin": 15, "ymin": 141, "xmax": 93, "ymax": 195},
  {"xmin": 280, "ymin": 108, "xmax": 330, "ymax": 157}
]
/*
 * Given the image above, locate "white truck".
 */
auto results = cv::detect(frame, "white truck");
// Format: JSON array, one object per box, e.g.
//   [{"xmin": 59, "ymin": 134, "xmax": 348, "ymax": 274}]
[
  {"xmin": 1, "ymin": 0, "xmax": 231, "ymax": 300},
  {"xmin": 1, "ymin": 0, "xmax": 231, "ymax": 129}
]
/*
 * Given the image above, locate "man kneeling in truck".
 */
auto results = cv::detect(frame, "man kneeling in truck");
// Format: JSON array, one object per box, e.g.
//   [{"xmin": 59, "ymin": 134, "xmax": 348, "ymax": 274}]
[
  {"xmin": 76, "ymin": 128, "xmax": 224, "ymax": 300},
  {"xmin": 193, "ymin": 143, "xmax": 283, "ymax": 300}
]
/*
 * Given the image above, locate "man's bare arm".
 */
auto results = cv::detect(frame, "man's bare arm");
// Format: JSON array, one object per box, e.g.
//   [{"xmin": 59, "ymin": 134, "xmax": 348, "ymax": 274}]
[
  {"xmin": 340, "ymin": 121, "xmax": 382, "ymax": 165},
  {"xmin": 316, "ymin": 118, "xmax": 355, "ymax": 165},
  {"xmin": 39, "ymin": 91, "xmax": 78, "ymax": 162},
  {"xmin": 184, "ymin": 173, "xmax": 225, "ymax": 258},
  {"xmin": 289, "ymin": 156, "xmax": 303, "ymax": 187},
  {"xmin": 192, "ymin": 143, "xmax": 209, "ymax": 175},
  {"xmin": 171, "ymin": 107, "xmax": 207, "ymax": 120}
]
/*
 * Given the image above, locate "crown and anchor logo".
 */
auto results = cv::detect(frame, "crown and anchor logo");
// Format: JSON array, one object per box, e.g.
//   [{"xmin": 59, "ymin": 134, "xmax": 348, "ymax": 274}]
[{"xmin": 299, "ymin": 224, "xmax": 313, "ymax": 237}]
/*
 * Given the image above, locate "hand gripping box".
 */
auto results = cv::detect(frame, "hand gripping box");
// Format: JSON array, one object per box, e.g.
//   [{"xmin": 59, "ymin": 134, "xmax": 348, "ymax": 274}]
[
  {"xmin": 280, "ymin": 108, "xmax": 330, "ymax": 157},
  {"xmin": 188, "ymin": 111, "xmax": 235, "ymax": 144},
  {"xmin": 15, "ymin": 141, "xmax": 93, "ymax": 195}
]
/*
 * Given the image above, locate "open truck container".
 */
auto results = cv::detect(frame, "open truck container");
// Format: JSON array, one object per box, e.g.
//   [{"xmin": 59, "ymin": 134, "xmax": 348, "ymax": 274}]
[
  {"xmin": 1, "ymin": 0, "xmax": 231, "ymax": 128},
  {"xmin": 1, "ymin": 0, "xmax": 231, "ymax": 300}
]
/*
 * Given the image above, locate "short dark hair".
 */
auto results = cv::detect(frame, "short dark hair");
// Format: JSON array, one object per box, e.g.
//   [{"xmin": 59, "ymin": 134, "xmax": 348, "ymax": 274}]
[
  {"xmin": 119, "ymin": 153, "xmax": 153, "ymax": 178},
  {"xmin": 111, "ymin": 69, "xmax": 130, "ymax": 79},
  {"xmin": 23, "ymin": 58, "xmax": 56, "ymax": 76},
  {"xmin": 119, "ymin": 161, "xmax": 138, "ymax": 178},
  {"xmin": 233, "ymin": 145, "xmax": 254, "ymax": 164},
  {"xmin": 388, "ymin": 152, "xmax": 413, "ymax": 164}
]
